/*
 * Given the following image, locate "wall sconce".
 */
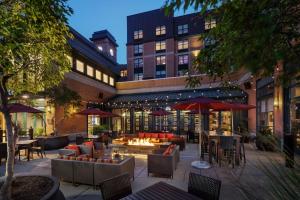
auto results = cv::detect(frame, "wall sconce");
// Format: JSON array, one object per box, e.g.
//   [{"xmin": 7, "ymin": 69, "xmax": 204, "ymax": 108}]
[{"xmin": 274, "ymin": 99, "xmax": 279, "ymax": 108}]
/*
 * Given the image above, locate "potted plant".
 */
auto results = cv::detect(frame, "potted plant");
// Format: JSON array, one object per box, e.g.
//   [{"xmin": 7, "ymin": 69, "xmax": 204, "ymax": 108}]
[
  {"xmin": 256, "ymin": 127, "xmax": 277, "ymax": 151},
  {"xmin": 92, "ymin": 124, "xmax": 109, "ymax": 135}
]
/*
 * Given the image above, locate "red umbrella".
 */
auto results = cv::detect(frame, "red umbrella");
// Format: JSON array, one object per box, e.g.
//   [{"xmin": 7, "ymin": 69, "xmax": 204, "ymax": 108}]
[
  {"xmin": 77, "ymin": 108, "xmax": 120, "ymax": 117},
  {"xmin": 149, "ymin": 109, "xmax": 172, "ymax": 131},
  {"xmin": 172, "ymin": 97, "xmax": 226, "ymax": 169},
  {"xmin": 7, "ymin": 103, "xmax": 44, "ymax": 113}
]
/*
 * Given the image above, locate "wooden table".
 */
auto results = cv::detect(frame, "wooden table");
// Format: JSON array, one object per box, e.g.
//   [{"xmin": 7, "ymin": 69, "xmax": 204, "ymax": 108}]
[
  {"xmin": 121, "ymin": 181, "xmax": 202, "ymax": 200},
  {"xmin": 208, "ymin": 134, "xmax": 241, "ymax": 165},
  {"xmin": 16, "ymin": 139, "xmax": 37, "ymax": 161}
]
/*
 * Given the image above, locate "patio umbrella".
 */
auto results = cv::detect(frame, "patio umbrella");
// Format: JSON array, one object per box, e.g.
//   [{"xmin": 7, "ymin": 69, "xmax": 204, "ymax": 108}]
[
  {"xmin": 6, "ymin": 103, "xmax": 44, "ymax": 113},
  {"xmin": 212, "ymin": 103, "xmax": 256, "ymax": 135},
  {"xmin": 172, "ymin": 97, "xmax": 225, "ymax": 169},
  {"xmin": 149, "ymin": 109, "xmax": 172, "ymax": 131}
]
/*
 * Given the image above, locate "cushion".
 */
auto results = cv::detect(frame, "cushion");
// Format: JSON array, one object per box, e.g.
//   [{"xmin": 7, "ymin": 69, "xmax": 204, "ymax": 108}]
[
  {"xmin": 138, "ymin": 132, "xmax": 145, "ymax": 138},
  {"xmin": 65, "ymin": 145, "xmax": 80, "ymax": 156},
  {"xmin": 151, "ymin": 133, "xmax": 158, "ymax": 138},
  {"xmin": 84, "ymin": 141, "xmax": 94, "ymax": 148},
  {"xmin": 166, "ymin": 133, "xmax": 174, "ymax": 139},
  {"xmin": 144, "ymin": 133, "xmax": 152, "ymax": 138},
  {"xmin": 163, "ymin": 146, "xmax": 172, "ymax": 156},
  {"xmin": 158, "ymin": 133, "xmax": 166, "ymax": 138},
  {"xmin": 78, "ymin": 145, "xmax": 93, "ymax": 157}
]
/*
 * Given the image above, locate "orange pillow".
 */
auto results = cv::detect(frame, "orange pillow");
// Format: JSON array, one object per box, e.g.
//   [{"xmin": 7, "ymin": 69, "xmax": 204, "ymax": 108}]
[
  {"xmin": 145, "ymin": 133, "xmax": 152, "ymax": 138},
  {"xmin": 84, "ymin": 141, "xmax": 94, "ymax": 148},
  {"xmin": 65, "ymin": 145, "xmax": 80, "ymax": 156},
  {"xmin": 159, "ymin": 133, "xmax": 166, "ymax": 138},
  {"xmin": 138, "ymin": 132, "xmax": 145, "ymax": 138},
  {"xmin": 163, "ymin": 146, "xmax": 171, "ymax": 156},
  {"xmin": 151, "ymin": 133, "xmax": 158, "ymax": 138},
  {"xmin": 166, "ymin": 133, "xmax": 174, "ymax": 139}
]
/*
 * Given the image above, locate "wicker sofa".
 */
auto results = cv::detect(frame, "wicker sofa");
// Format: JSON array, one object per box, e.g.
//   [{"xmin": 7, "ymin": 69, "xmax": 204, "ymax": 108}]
[
  {"xmin": 147, "ymin": 145, "xmax": 180, "ymax": 178},
  {"xmin": 51, "ymin": 156, "xmax": 135, "ymax": 186}
]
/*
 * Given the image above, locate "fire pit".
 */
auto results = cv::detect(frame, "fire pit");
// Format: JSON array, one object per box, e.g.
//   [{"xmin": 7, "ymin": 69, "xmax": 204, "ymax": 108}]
[{"xmin": 128, "ymin": 138, "xmax": 154, "ymax": 146}]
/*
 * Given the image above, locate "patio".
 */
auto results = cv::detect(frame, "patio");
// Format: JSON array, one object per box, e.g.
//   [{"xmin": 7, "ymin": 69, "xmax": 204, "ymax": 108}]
[{"xmin": 0, "ymin": 142, "xmax": 289, "ymax": 200}]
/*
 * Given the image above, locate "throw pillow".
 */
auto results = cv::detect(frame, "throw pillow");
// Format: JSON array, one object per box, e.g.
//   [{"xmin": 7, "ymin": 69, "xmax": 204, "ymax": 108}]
[{"xmin": 65, "ymin": 145, "xmax": 80, "ymax": 156}]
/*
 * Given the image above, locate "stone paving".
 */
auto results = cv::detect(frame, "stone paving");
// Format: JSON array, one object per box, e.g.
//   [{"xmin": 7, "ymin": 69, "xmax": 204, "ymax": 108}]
[{"xmin": 0, "ymin": 143, "xmax": 298, "ymax": 200}]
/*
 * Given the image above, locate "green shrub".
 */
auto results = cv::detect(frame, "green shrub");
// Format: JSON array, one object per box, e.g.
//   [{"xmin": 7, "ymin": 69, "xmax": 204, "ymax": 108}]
[
  {"xmin": 34, "ymin": 127, "xmax": 44, "ymax": 137},
  {"xmin": 92, "ymin": 125, "xmax": 108, "ymax": 135},
  {"xmin": 256, "ymin": 127, "xmax": 277, "ymax": 151}
]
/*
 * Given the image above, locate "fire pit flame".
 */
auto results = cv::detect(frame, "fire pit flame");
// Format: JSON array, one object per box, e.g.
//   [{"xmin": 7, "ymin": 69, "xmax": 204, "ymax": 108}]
[{"xmin": 128, "ymin": 138, "xmax": 154, "ymax": 146}]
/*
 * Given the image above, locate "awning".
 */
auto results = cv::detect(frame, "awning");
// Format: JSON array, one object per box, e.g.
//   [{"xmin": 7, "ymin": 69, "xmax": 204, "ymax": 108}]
[{"xmin": 108, "ymin": 88, "xmax": 247, "ymax": 108}]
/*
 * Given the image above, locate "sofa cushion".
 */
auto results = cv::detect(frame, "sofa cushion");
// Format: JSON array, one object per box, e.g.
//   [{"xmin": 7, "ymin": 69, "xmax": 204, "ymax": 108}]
[
  {"xmin": 158, "ymin": 133, "xmax": 166, "ymax": 138},
  {"xmin": 84, "ymin": 141, "xmax": 94, "ymax": 148},
  {"xmin": 166, "ymin": 133, "xmax": 174, "ymax": 139},
  {"xmin": 151, "ymin": 133, "xmax": 158, "ymax": 138},
  {"xmin": 65, "ymin": 145, "xmax": 80, "ymax": 156},
  {"xmin": 138, "ymin": 132, "xmax": 145, "ymax": 138},
  {"xmin": 78, "ymin": 145, "xmax": 93, "ymax": 157},
  {"xmin": 145, "ymin": 133, "xmax": 152, "ymax": 138}
]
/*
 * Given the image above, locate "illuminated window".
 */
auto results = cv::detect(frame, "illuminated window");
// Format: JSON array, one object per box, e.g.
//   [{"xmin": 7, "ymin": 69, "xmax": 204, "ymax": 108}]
[
  {"xmin": 95, "ymin": 70, "xmax": 102, "ymax": 80},
  {"xmin": 178, "ymin": 40, "xmax": 189, "ymax": 50},
  {"xmin": 76, "ymin": 60, "xmax": 84, "ymax": 73},
  {"xmin": 103, "ymin": 74, "xmax": 108, "ymax": 83},
  {"xmin": 134, "ymin": 30, "xmax": 143, "ymax": 40},
  {"xmin": 205, "ymin": 18, "xmax": 216, "ymax": 30},
  {"xmin": 98, "ymin": 46, "xmax": 103, "ymax": 51},
  {"xmin": 86, "ymin": 65, "xmax": 94, "ymax": 77},
  {"xmin": 134, "ymin": 58, "xmax": 143, "ymax": 68},
  {"xmin": 134, "ymin": 73, "xmax": 143, "ymax": 80},
  {"xmin": 120, "ymin": 70, "xmax": 127, "ymax": 77},
  {"xmin": 109, "ymin": 49, "xmax": 114, "ymax": 56},
  {"xmin": 178, "ymin": 55, "xmax": 189, "ymax": 65},
  {"xmin": 156, "ymin": 56, "xmax": 166, "ymax": 65},
  {"xmin": 156, "ymin": 26, "xmax": 166, "ymax": 36},
  {"xmin": 156, "ymin": 67, "xmax": 166, "ymax": 78},
  {"xmin": 178, "ymin": 24, "xmax": 188, "ymax": 34},
  {"xmin": 134, "ymin": 44, "xmax": 143, "ymax": 54},
  {"xmin": 155, "ymin": 41, "xmax": 166, "ymax": 51},
  {"xmin": 109, "ymin": 77, "xmax": 114, "ymax": 86}
]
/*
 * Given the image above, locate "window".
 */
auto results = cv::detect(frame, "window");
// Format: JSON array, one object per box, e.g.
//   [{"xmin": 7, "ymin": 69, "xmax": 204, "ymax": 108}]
[
  {"xmin": 109, "ymin": 49, "xmax": 114, "ymax": 56},
  {"xmin": 156, "ymin": 26, "xmax": 166, "ymax": 36},
  {"xmin": 205, "ymin": 18, "xmax": 217, "ymax": 30},
  {"xmin": 134, "ymin": 73, "xmax": 143, "ymax": 80},
  {"xmin": 134, "ymin": 58, "xmax": 143, "ymax": 68},
  {"xmin": 178, "ymin": 40, "xmax": 189, "ymax": 50},
  {"xmin": 134, "ymin": 44, "xmax": 143, "ymax": 54},
  {"xmin": 155, "ymin": 41, "xmax": 166, "ymax": 51},
  {"xmin": 178, "ymin": 24, "xmax": 188, "ymax": 34},
  {"xmin": 87, "ymin": 65, "xmax": 94, "ymax": 77},
  {"xmin": 95, "ymin": 70, "xmax": 102, "ymax": 80},
  {"xmin": 134, "ymin": 30, "xmax": 143, "ymax": 40},
  {"xmin": 156, "ymin": 56, "xmax": 166, "ymax": 65},
  {"xmin": 156, "ymin": 68, "xmax": 166, "ymax": 78},
  {"xmin": 204, "ymin": 37, "xmax": 216, "ymax": 46},
  {"xmin": 76, "ymin": 60, "xmax": 84, "ymax": 73},
  {"xmin": 178, "ymin": 55, "xmax": 189, "ymax": 65},
  {"xmin": 120, "ymin": 70, "xmax": 127, "ymax": 77},
  {"xmin": 178, "ymin": 69, "xmax": 188, "ymax": 76},
  {"xmin": 97, "ymin": 46, "xmax": 103, "ymax": 51},
  {"xmin": 103, "ymin": 73, "xmax": 108, "ymax": 83},
  {"xmin": 109, "ymin": 77, "xmax": 114, "ymax": 86}
]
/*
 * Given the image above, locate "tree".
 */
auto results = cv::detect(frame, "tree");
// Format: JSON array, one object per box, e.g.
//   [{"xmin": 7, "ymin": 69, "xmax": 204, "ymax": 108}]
[
  {"xmin": 164, "ymin": 0, "xmax": 300, "ymax": 87},
  {"xmin": 0, "ymin": 0, "xmax": 72, "ymax": 199}
]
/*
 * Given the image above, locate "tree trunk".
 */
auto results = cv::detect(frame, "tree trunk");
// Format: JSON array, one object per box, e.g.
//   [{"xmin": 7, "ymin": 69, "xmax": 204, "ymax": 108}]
[{"xmin": 0, "ymin": 107, "xmax": 15, "ymax": 200}]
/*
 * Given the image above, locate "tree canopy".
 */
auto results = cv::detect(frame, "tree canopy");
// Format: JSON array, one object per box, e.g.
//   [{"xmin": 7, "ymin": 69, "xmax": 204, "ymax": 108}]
[{"xmin": 165, "ymin": 0, "xmax": 300, "ymax": 87}]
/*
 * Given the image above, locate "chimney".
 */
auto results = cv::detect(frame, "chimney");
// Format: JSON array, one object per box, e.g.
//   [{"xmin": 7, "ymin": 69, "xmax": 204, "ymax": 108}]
[{"xmin": 90, "ymin": 30, "xmax": 118, "ymax": 62}]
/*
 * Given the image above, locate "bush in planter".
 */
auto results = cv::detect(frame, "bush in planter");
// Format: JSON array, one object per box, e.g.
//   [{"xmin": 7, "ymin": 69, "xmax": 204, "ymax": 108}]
[
  {"xmin": 34, "ymin": 127, "xmax": 44, "ymax": 137},
  {"xmin": 92, "ymin": 125, "xmax": 108, "ymax": 135},
  {"xmin": 256, "ymin": 127, "xmax": 277, "ymax": 151}
]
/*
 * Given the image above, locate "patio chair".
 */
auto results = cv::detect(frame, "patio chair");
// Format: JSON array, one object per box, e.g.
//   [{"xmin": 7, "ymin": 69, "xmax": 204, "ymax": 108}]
[
  {"xmin": 218, "ymin": 137, "xmax": 235, "ymax": 168},
  {"xmin": 188, "ymin": 172, "xmax": 221, "ymax": 200},
  {"xmin": 31, "ymin": 138, "xmax": 46, "ymax": 158},
  {"xmin": 99, "ymin": 173, "xmax": 132, "ymax": 200}
]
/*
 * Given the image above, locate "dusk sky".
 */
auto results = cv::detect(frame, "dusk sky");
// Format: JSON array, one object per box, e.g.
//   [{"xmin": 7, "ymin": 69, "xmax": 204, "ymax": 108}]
[{"xmin": 68, "ymin": 0, "xmax": 195, "ymax": 64}]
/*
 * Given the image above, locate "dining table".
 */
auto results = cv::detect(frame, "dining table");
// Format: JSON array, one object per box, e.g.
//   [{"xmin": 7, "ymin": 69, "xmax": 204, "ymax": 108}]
[
  {"xmin": 121, "ymin": 181, "xmax": 202, "ymax": 200},
  {"xmin": 208, "ymin": 132, "xmax": 241, "ymax": 165},
  {"xmin": 16, "ymin": 139, "xmax": 37, "ymax": 161}
]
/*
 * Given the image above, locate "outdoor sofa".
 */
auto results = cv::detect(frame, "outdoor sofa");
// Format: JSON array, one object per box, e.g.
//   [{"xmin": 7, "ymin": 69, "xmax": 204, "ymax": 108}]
[
  {"xmin": 51, "ymin": 156, "xmax": 135, "ymax": 186},
  {"xmin": 147, "ymin": 144, "xmax": 180, "ymax": 178}
]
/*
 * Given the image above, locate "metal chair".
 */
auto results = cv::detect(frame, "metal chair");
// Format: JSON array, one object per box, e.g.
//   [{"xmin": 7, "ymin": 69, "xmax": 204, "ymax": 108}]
[
  {"xmin": 31, "ymin": 138, "xmax": 46, "ymax": 158},
  {"xmin": 218, "ymin": 137, "xmax": 235, "ymax": 168},
  {"xmin": 99, "ymin": 173, "xmax": 132, "ymax": 200},
  {"xmin": 188, "ymin": 172, "xmax": 221, "ymax": 200}
]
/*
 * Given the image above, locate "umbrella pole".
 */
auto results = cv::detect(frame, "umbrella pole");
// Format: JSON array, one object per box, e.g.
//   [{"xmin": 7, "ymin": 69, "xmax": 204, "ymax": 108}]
[
  {"xmin": 199, "ymin": 105, "xmax": 202, "ymax": 159},
  {"xmin": 231, "ymin": 109, "xmax": 234, "ymax": 136},
  {"xmin": 160, "ymin": 116, "xmax": 162, "ymax": 131}
]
